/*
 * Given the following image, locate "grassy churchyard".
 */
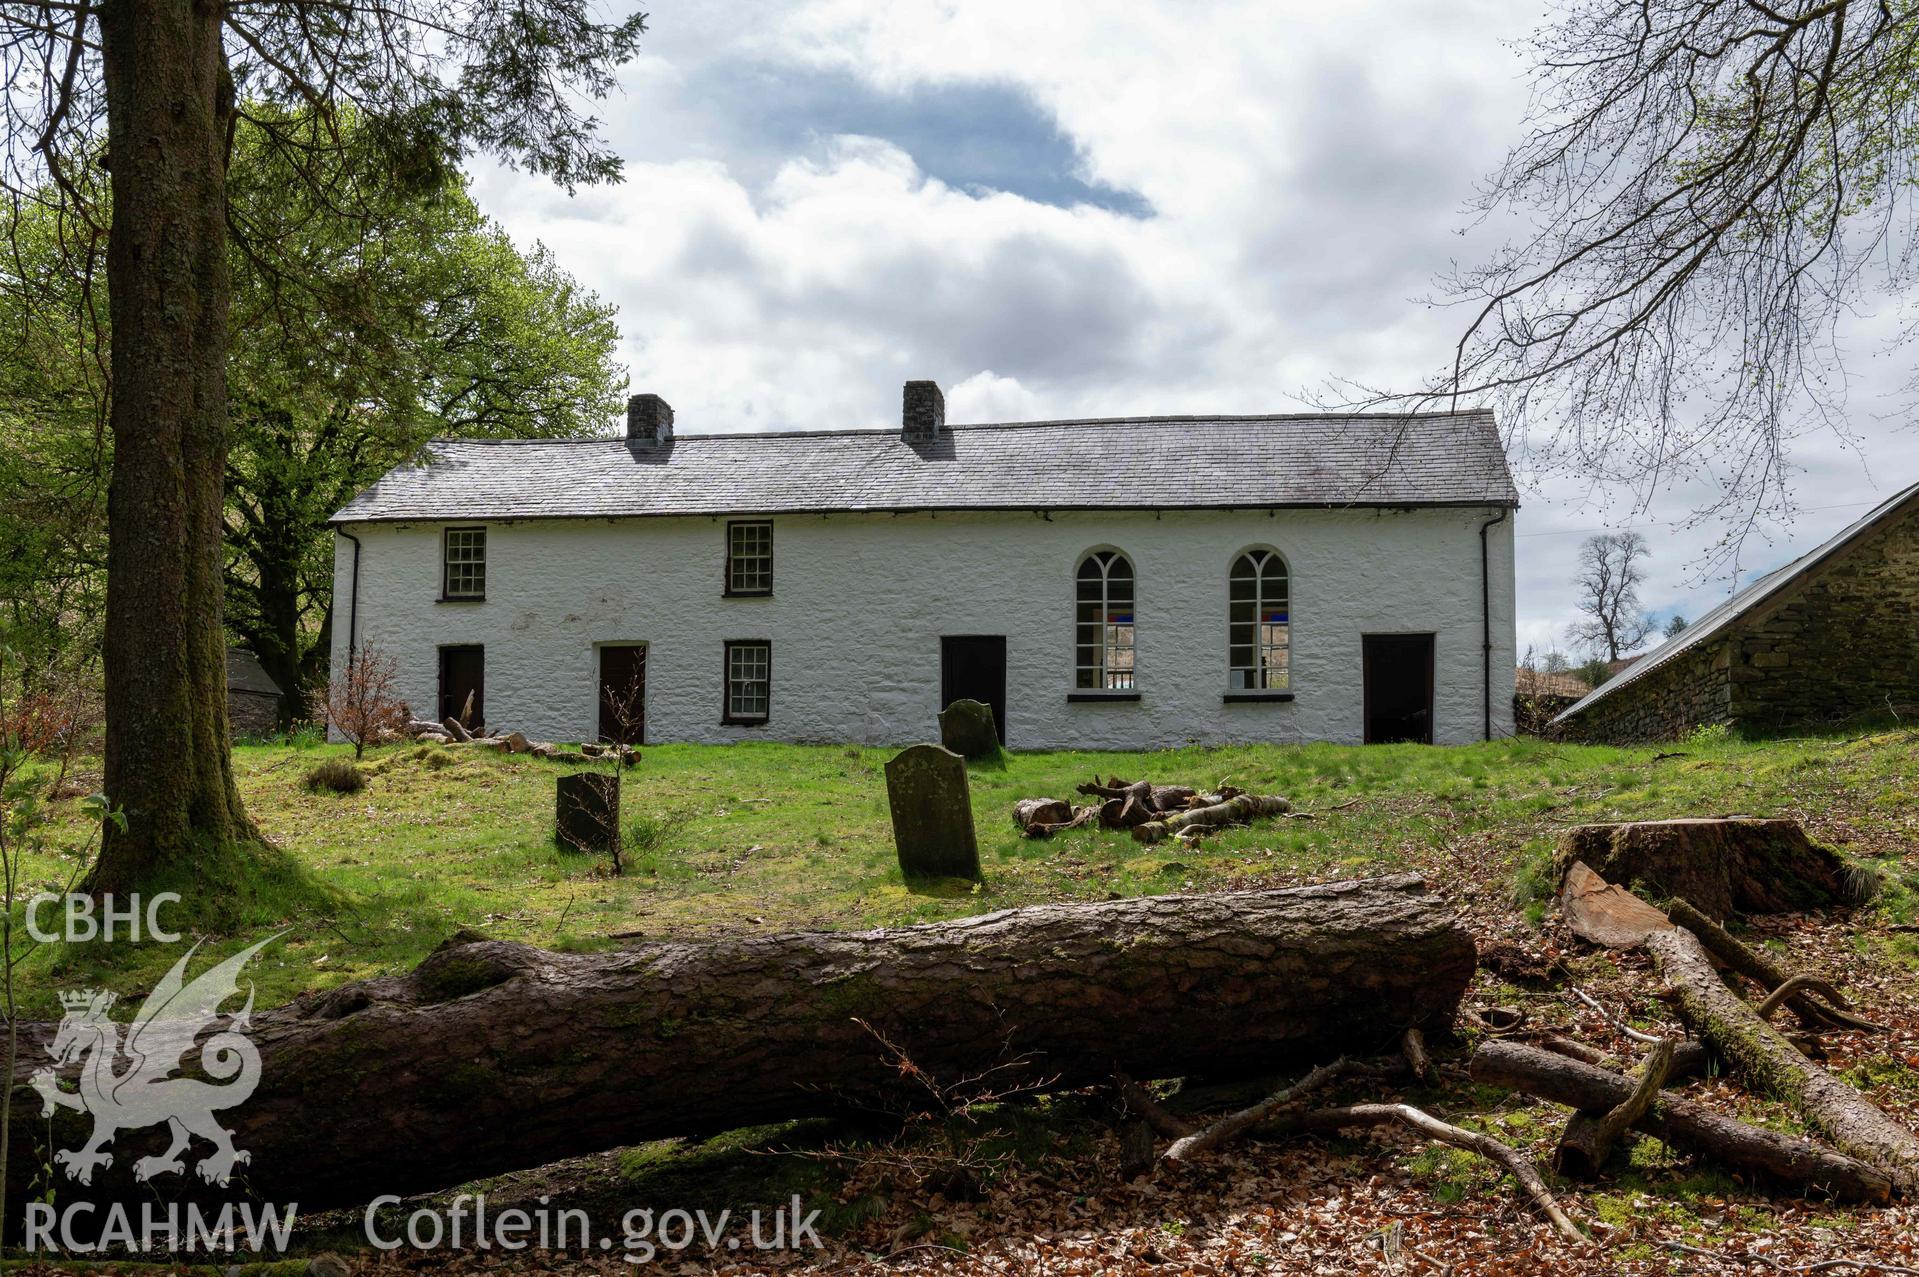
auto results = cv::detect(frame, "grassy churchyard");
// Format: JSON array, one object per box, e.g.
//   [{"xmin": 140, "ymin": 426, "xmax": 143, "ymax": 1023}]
[
  {"xmin": 21, "ymin": 729, "xmax": 1919, "ymax": 1016},
  {"xmin": 16, "ymin": 730, "xmax": 1919, "ymax": 1271}
]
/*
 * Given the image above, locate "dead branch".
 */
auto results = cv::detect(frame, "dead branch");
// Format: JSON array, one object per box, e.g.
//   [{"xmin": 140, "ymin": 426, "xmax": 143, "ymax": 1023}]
[
  {"xmin": 1401, "ymin": 1027, "xmax": 1435, "ymax": 1085},
  {"xmin": 1555, "ymin": 1037, "xmax": 1675, "ymax": 1177},
  {"xmin": 1668, "ymin": 899, "xmax": 1885, "ymax": 1033},
  {"xmin": 1473, "ymin": 1041, "xmax": 1892, "ymax": 1204},
  {"xmin": 1284, "ymin": 1103, "xmax": 1586, "ymax": 1244},
  {"xmin": 1113, "ymin": 1073, "xmax": 1195, "ymax": 1140},
  {"xmin": 1162, "ymin": 1058, "xmax": 1351, "ymax": 1163}
]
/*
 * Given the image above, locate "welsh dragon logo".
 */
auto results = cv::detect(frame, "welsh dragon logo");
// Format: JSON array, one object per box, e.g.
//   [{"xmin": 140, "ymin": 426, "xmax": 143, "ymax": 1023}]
[{"xmin": 31, "ymin": 935, "xmax": 279, "ymax": 1187}]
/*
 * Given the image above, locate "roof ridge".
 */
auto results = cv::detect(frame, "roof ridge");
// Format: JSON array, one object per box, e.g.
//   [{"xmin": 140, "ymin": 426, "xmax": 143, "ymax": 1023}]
[{"xmin": 424, "ymin": 408, "xmax": 1498, "ymax": 448}]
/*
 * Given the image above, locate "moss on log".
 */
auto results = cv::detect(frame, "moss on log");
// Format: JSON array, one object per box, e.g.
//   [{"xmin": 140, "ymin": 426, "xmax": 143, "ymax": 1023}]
[{"xmin": 9, "ymin": 874, "xmax": 1474, "ymax": 1214}]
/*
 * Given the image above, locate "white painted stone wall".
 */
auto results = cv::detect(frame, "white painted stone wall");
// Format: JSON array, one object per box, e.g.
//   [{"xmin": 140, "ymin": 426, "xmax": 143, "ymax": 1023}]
[{"xmin": 330, "ymin": 506, "xmax": 1517, "ymax": 749}]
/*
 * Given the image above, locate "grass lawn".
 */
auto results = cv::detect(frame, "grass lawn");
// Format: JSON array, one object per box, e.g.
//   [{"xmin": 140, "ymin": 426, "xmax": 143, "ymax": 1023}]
[
  {"xmin": 11, "ymin": 729, "xmax": 1919, "ymax": 1270},
  {"xmin": 16, "ymin": 727, "xmax": 1919, "ymax": 1015}
]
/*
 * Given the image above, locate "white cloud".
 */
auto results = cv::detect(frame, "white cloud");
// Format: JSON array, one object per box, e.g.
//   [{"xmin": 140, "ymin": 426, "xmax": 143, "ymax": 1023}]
[{"xmin": 470, "ymin": 0, "xmax": 1919, "ymax": 648}]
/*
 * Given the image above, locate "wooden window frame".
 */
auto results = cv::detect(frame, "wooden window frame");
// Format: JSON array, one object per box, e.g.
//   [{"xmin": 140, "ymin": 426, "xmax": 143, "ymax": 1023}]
[
  {"xmin": 441, "ymin": 526, "xmax": 488, "ymax": 601},
  {"xmin": 1228, "ymin": 548, "xmax": 1291, "ymax": 693},
  {"xmin": 1074, "ymin": 549, "xmax": 1137, "ymax": 693},
  {"xmin": 722, "ymin": 639, "xmax": 772, "ymax": 725},
  {"xmin": 724, "ymin": 520, "xmax": 774, "ymax": 597}
]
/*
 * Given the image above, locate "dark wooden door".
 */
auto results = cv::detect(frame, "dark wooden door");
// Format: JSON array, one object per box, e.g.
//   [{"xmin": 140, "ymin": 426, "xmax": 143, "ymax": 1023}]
[
  {"xmin": 598, "ymin": 645, "xmax": 647, "ymax": 745},
  {"xmin": 1363, "ymin": 634, "xmax": 1435, "ymax": 744},
  {"xmin": 941, "ymin": 636, "xmax": 1008, "ymax": 746},
  {"xmin": 438, "ymin": 645, "xmax": 484, "ymax": 729}
]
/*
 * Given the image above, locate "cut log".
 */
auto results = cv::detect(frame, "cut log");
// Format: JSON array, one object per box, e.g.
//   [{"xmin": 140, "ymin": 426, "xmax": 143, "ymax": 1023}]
[
  {"xmin": 1560, "ymin": 859, "xmax": 1674, "ymax": 948},
  {"xmin": 1133, "ymin": 793, "xmax": 1292, "ymax": 844},
  {"xmin": 1013, "ymin": 798, "xmax": 1074, "ymax": 830},
  {"xmin": 9, "ymin": 874, "xmax": 1474, "ymax": 1212},
  {"xmin": 1471, "ymin": 1041, "xmax": 1892, "ymax": 1203},
  {"xmin": 1557, "ymin": 817, "xmax": 1869, "ymax": 920},
  {"xmin": 1645, "ymin": 926, "xmax": 1919, "ymax": 1192}
]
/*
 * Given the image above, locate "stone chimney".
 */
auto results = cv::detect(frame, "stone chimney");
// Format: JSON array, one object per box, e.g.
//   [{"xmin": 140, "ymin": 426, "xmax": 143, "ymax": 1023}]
[
  {"xmin": 627, "ymin": 393, "xmax": 673, "ymax": 445},
  {"xmin": 902, "ymin": 380, "xmax": 944, "ymax": 442}
]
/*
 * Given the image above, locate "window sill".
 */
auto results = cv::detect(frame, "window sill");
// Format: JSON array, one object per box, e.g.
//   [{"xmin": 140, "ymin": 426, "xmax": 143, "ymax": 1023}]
[
  {"xmin": 722, "ymin": 590, "xmax": 773, "ymax": 599},
  {"xmin": 437, "ymin": 595, "xmax": 486, "ymax": 604},
  {"xmin": 1223, "ymin": 691, "xmax": 1295, "ymax": 703},
  {"xmin": 1067, "ymin": 692, "xmax": 1141, "ymax": 703},
  {"xmin": 722, "ymin": 717, "xmax": 770, "ymax": 727}
]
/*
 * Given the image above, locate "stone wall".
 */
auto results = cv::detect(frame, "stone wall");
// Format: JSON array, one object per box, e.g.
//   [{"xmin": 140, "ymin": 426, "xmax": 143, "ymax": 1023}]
[
  {"xmin": 1564, "ymin": 493, "xmax": 1919, "ymax": 741},
  {"xmin": 1558, "ymin": 640, "xmax": 1732, "ymax": 743},
  {"xmin": 228, "ymin": 688, "xmax": 282, "ymax": 740},
  {"xmin": 1728, "ymin": 497, "xmax": 1919, "ymax": 730}
]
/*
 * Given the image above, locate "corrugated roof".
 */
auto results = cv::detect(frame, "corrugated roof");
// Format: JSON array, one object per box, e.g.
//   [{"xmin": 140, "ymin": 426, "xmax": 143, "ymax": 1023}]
[
  {"xmin": 329, "ymin": 410, "xmax": 1517, "ymax": 525},
  {"xmin": 1553, "ymin": 476, "xmax": 1919, "ymax": 724}
]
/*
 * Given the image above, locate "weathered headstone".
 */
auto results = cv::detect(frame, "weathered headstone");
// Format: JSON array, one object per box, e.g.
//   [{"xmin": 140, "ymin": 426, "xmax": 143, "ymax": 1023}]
[
  {"xmin": 938, "ymin": 699, "xmax": 1001, "ymax": 759},
  {"xmin": 884, "ymin": 744, "xmax": 982, "ymax": 881},
  {"xmin": 556, "ymin": 772, "xmax": 621, "ymax": 855}
]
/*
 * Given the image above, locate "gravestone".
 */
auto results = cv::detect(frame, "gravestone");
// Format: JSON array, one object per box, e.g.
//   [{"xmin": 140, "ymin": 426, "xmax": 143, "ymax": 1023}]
[
  {"xmin": 938, "ymin": 699, "xmax": 1001, "ymax": 759},
  {"xmin": 884, "ymin": 744, "xmax": 982, "ymax": 881},
  {"xmin": 556, "ymin": 772, "xmax": 621, "ymax": 856}
]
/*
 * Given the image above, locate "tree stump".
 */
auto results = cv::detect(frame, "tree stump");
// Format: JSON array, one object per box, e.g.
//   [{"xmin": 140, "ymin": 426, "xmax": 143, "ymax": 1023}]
[
  {"xmin": 555, "ymin": 772, "xmax": 620, "ymax": 854},
  {"xmin": 1555, "ymin": 817, "xmax": 1867, "ymax": 919},
  {"xmin": 939, "ymin": 698, "xmax": 1002, "ymax": 759},
  {"xmin": 884, "ymin": 744, "xmax": 982, "ymax": 880}
]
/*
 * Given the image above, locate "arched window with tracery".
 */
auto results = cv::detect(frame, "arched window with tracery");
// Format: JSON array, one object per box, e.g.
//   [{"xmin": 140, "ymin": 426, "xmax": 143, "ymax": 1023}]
[
  {"xmin": 1075, "ymin": 550, "xmax": 1135, "ymax": 690},
  {"xmin": 1229, "ymin": 549, "xmax": 1290, "ymax": 690}
]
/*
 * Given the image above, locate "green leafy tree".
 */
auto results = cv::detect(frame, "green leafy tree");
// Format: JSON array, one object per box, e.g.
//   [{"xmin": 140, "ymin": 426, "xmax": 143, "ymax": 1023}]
[
  {"xmin": 221, "ymin": 122, "xmax": 624, "ymax": 723},
  {"xmin": 1, "ymin": 0, "xmax": 646, "ymax": 892}
]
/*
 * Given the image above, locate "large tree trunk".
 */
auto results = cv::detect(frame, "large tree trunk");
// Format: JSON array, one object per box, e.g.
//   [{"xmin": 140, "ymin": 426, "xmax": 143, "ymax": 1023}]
[
  {"xmin": 9, "ymin": 875, "xmax": 1473, "ymax": 1212},
  {"xmin": 94, "ymin": 0, "xmax": 254, "ymax": 890},
  {"xmin": 1646, "ymin": 927, "xmax": 1919, "ymax": 1192}
]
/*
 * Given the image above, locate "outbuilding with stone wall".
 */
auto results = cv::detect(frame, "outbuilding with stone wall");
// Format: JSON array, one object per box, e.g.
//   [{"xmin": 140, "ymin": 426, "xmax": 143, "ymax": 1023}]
[{"xmin": 1555, "ymin": 480, "xmax": 1919, "ymax": 742}]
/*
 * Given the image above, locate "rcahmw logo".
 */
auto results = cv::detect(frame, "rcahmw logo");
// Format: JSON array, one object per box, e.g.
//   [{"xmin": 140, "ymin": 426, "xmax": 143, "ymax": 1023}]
[{"xmin": 33, "ymin": 934, "xmax": 280, "ymax": 1185}]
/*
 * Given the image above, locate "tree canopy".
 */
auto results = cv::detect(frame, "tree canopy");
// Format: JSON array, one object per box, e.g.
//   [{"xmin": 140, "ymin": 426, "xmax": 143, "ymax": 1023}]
[
  {"xmin": 0, "ymin": 118, "xmax": 626, "ymax": 721},
  {"xmin": 1, "ymin": 0, "xmax": 645, "ymax": 888},
  {"xmin": 1450, "ymin": 0, "xmax": 1919, "ymax": 535}
]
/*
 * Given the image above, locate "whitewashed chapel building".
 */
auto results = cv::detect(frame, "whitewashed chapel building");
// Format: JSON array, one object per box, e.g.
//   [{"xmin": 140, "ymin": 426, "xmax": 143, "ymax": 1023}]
[{"xmin": 328, "ymin": 382, "xmax": 1518, "ymax": 749}]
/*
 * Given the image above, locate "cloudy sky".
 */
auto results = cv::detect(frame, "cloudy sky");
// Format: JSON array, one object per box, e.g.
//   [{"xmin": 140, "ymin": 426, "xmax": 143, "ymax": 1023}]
[{"xmin": 469, "ymin": 0, "xmax": 1917, "ymax": 658}]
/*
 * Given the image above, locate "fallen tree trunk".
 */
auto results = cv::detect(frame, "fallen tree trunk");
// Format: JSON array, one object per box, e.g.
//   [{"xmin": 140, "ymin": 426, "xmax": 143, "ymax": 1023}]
[
  {"xmin": 8, "ymin": 874, "xmax": 1473, "ymax": 1213},
  {"xmin": 1645, "ymin": 927, "xmax": 1919, "ymax": 1193},
  {"xmin": 1471, "ymin": 1041, "xmax": 1892, "ymax": 1203}
]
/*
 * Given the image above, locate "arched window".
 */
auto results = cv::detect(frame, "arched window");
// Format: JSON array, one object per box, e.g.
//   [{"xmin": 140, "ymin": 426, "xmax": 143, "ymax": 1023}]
[
  {"xmin": 1076, "ymin": 550, "xmax": 1136, "ymax": 690},
  {"xmin": 1229, "ymin": 550, "xmax": 1290, "ymax": 690}
]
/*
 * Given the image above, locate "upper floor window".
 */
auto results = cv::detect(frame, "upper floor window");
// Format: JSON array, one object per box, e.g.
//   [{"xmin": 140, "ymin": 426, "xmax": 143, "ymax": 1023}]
[
  {"xmin": 1075, "ymin": 549, "xmax": 1136, "ymax": 690},
  {"xmin": 442, "ymin": 527, "xmax": 487, "ymax": 600},
  {"xmin": 723, "ymin": 640, "xmax": 771, "ymax": 724},
  {"xmin": 726, "ymin": 520, "xmax": 773, "ymax": 595},
  {"xmin": 1229, "ymin": 549, "xmax": 1290, "ymax": 690}
]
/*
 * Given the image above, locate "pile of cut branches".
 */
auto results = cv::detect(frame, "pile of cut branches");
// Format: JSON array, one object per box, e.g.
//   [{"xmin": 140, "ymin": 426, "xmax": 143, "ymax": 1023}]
[
  {"xmin": 1117, "ymin": 866, "xmax": 1918, "ymax": 1250},
  {"xmin": 1012, "ymin": 776, "xmax": 1300, "ymax": 845}
]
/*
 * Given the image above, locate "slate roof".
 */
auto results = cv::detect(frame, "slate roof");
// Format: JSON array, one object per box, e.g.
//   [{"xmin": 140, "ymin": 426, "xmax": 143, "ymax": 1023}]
[
  {"xmin": 225, "ymin": 648, "xmax": 283, "ymax": 699},
  {"xmin": 1553, "ymin": 476, "xmax": 1919, "ymax": 724},
  {"xmin": 329, "ymin": 411, "xmax": 1517, "ymax": 525}
]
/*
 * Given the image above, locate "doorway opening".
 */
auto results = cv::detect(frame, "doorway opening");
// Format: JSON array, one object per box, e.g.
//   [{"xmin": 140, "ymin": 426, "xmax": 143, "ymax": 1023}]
[
  {"xmin": 598, "ymin": 644, "xmax": 647, "ymax": 745},
  {"xmin": 438, "ymin": 645, "xmax": 485, "ymax": 730},
  {"xmin": 940, "ymin": 636, "xmax": 1008, "ymax": 746},
  {"xmin": 1363, "ymin": 634, "xmax": 1434, "ymax": 744}
]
